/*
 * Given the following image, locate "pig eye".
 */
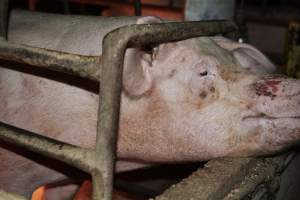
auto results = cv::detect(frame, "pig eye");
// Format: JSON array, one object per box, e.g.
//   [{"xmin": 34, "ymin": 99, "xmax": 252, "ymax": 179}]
[{"xmin": 198, "ymin": 71, "xmax": 208, "ymax": 77}]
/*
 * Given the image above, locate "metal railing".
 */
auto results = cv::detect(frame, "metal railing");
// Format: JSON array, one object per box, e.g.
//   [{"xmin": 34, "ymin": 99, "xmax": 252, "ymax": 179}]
[{"xmin": 0, "ymin": 1, "xmax": 237, "ymax": 199}]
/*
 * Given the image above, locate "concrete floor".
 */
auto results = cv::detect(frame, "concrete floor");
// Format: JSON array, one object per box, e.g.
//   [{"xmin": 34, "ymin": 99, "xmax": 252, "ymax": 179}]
[{"xmin": 276, "ymin": 149, "xmax": 300, "ymax": 200}]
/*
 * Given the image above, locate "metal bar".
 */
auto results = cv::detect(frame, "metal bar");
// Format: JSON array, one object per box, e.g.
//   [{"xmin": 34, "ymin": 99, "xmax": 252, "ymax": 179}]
[
  {"xmin": 94, "ymin": 20, "xmax": 237, "ymax": 200},
  {"xmin": 0, "ymin": 190, "xmax": 28, "ymax": 200},
  {"xmin": 0, "ymin": 0, "xmax": 9, "ymax": 40},
  {"xmin": 154, "ymin": 157, "xmax": 282, "ymax": 200},
  {"xmin": 0, "ymin": 122, "xmax": 95, "ymax": 173},
  {"xmin": 0, "ymin": 40, "xmax": 100, "ymax": 81},
  {"xmin": 63, "ymin": 0, "xmax": 71, "ymax": 14},
  {"xmin": 134, "ymin": 0, "xmax": 142, "ymax": 16}
]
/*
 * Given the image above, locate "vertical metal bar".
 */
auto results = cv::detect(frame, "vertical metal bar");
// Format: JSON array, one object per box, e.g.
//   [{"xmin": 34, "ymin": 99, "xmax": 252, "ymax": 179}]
[
  {"xmin": 93, "ymin": 32, "xmax": 127, "ymax": 200},
  {"xmin": 63, "ymin": 0, "xmax": 71, "ymax": 14},
  {"xmin": 0, "ymin": 0, "xmax": 8, "ymax": 40},
  {"xmin": 134, "ymin": 0, "xmax": 141, "ymax": 16}
]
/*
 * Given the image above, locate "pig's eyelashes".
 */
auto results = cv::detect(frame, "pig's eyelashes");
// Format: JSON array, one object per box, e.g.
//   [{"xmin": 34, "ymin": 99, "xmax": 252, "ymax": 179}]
[
  {"xmin": 142, "ymin": 54, "xmax": 153, "ymax": 67},
  {"xmin": 152, "ymin": 47, "xmax": 159, "ymax": 60},
  {"xmin": 198, "ymin": 71, "xmax": 208, "ymax": 77}
]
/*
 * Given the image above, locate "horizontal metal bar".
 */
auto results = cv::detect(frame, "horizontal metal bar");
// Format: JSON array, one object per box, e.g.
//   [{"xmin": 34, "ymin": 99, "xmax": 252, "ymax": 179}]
[
  {"xmin": 126, "ymin": 20, "xmax": 237, "ymax": 47},
  {"xmin": 0, "ymin": 190, "xmax": 27, "ymax": 200},
  {"xmin": 155, "ymin": 157, "xmax": 281, "ymax": 200},
  {"xmin": 0, "ymin": 40, "xmax": 100, "ymax": 81},
  {"xmin": 0, "ymin": 122, "xmax": 95, "ymax": 173}
]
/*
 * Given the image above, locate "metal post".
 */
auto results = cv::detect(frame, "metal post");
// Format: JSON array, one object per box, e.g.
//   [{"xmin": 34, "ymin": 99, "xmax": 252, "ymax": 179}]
[
  {"xmin": 0, "ymin": 0, "xmax": 8, "ymax": 40},
  {"xmin": 63, "ymin": 0, "xmax": 71, "ymax": 14},
  {"xmin": 134, "ymin": 0, "xmax": 141, "ymax": 16}
]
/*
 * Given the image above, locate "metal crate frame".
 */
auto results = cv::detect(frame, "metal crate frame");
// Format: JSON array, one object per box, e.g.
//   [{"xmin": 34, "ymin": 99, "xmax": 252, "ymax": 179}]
[{"xmin": 0, "ymin": 1, "xmax": 237, "ymax": 199}]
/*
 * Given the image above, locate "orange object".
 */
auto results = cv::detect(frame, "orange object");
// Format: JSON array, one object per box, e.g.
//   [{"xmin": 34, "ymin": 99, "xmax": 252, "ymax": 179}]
[
  {"xmin": 31, "ymin": 186, "xmax": 46, "ymax": 200},
  {"xmin": 73, "ymin": 181, "xmax": 93, "ymax": 200}
]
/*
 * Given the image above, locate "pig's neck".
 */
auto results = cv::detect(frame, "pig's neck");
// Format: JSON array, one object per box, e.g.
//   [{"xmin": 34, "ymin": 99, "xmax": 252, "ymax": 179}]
[{"xmin": 117, "ymin": 92, "xmax": 170, "ymax": 161}]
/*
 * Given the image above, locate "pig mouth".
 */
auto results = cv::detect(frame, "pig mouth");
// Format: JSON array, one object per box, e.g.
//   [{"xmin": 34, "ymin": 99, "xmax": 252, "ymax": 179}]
[
  {"xmin": 241, "ymin": 111, "xmax": 300, "ymax": 128},
  {"xmin": 243, "ymin": 114, "xmax": 300, "ymax": 121}
]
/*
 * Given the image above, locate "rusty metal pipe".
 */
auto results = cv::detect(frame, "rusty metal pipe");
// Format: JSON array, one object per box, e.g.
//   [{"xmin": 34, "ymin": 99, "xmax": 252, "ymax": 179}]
[
  {"xmin": 0, "ymin": 190, "xmax": 28, "ymax": 200},
  {"xmin": 0, "ymin": 122, "xmax": 95, "ymax": 173},
  {"xmin": 0, "ymin": 41, "xmax": 100, "ymax": 81}
]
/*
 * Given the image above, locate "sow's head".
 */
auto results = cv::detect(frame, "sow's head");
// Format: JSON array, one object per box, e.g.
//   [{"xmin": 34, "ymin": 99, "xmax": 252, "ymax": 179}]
[{"xmin": 120, "ymin": 36, "xmax": 300, "ymax": 162}]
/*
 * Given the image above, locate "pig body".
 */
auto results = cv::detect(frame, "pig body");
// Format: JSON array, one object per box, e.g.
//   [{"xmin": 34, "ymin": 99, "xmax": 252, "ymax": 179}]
[{"xmin": 1, "ymin": 10, "xmax": 300, "ymax": 198}]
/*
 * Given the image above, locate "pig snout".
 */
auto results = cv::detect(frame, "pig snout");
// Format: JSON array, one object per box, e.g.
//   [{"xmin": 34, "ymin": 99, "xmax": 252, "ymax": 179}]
[
  {"xmin": 239, "ymin": 75, "xmax": 300, "ymax": 152},
  {"xmin": 252, "ymin": 76, "xmax": 300, "ymax": 118}
]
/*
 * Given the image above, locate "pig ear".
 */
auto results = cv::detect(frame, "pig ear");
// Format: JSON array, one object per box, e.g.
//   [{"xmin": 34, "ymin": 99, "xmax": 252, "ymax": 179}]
[
  {"xmin": 122, "ymin": 16, "xmax": 161, "ymax": 97},
  {"xmin": 136, "ymin": 16, "xmax": 162, "ymax": 24},
  {"xmin": 232, "ymin": 46, "xmax": 276, "ymax": 73},
  {"xmin": 122, "ymin": 48, "xmax": 153, "ymax": 98},
  {"xmin": 212, "ymin": 37, "xmax": 276, "ymax": 73}
]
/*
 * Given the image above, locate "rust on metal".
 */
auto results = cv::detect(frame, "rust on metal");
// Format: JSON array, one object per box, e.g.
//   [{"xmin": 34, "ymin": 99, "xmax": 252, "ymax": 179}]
[
  {"xmin": 0, "ymin": 41, "xmax": 101, "ymax": 81},
  {"xmin": 155, "ymin": 157, "xmax": 284, "ymax": 200},
  {"xmin": 0, "ymin": 122, "xmax": 95, "ymax": 173},
  {"xmin": 0, "ymin": 191, "xmax": 28, "ymax": 200}
]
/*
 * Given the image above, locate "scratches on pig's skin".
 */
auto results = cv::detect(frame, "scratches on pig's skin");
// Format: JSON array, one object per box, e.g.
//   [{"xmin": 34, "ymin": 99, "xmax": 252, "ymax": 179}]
[
  {"xmin": 265, "ymin": 128, "xmax": 300, "ymax": 148},
  {"xmin": 220, "ymin": 68, "xmax": 238, "ymax": 82},
  {"xmin": 168, "ymin": 69, "xmax": 177, "ymax": 79},
  {"xmin": 22, "ymin": 77, "xmax": 41, "ymax": 97},
  {"xmin": 227, "ymin": 127, "xmax": 262, "ymax": 157},
  {"xmin": 266, "ymin": 80, "xmax": 281, "ymax": 93},
  {"xmin": 254, "ymin": 80, "xmax": 280, "ymax": 99},
  {"xmin": 199, "ymin": 91, "xmax": 207, "ymax": 99}
]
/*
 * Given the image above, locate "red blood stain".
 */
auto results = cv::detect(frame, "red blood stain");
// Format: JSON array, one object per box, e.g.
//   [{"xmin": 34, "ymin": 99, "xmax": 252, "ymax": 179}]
[
  {"xmin": 265, "ymin": 80, "xmax": 281, "ymax": 93},
  {"xmin": 255, "ymin": 79, "xmax": 281, "ymax": 98}
]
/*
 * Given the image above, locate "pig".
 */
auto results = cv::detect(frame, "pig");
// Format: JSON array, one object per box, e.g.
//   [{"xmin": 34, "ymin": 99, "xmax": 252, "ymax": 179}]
[{"xmin": 0, "ymin": 10, "xmax": 300, "ymax": 199}]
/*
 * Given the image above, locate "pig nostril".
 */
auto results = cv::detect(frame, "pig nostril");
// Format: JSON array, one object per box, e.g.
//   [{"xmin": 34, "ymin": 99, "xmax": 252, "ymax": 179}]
[{"xmin": 199, "ymin": 71, "xmax": 208, "ymax": 76}]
